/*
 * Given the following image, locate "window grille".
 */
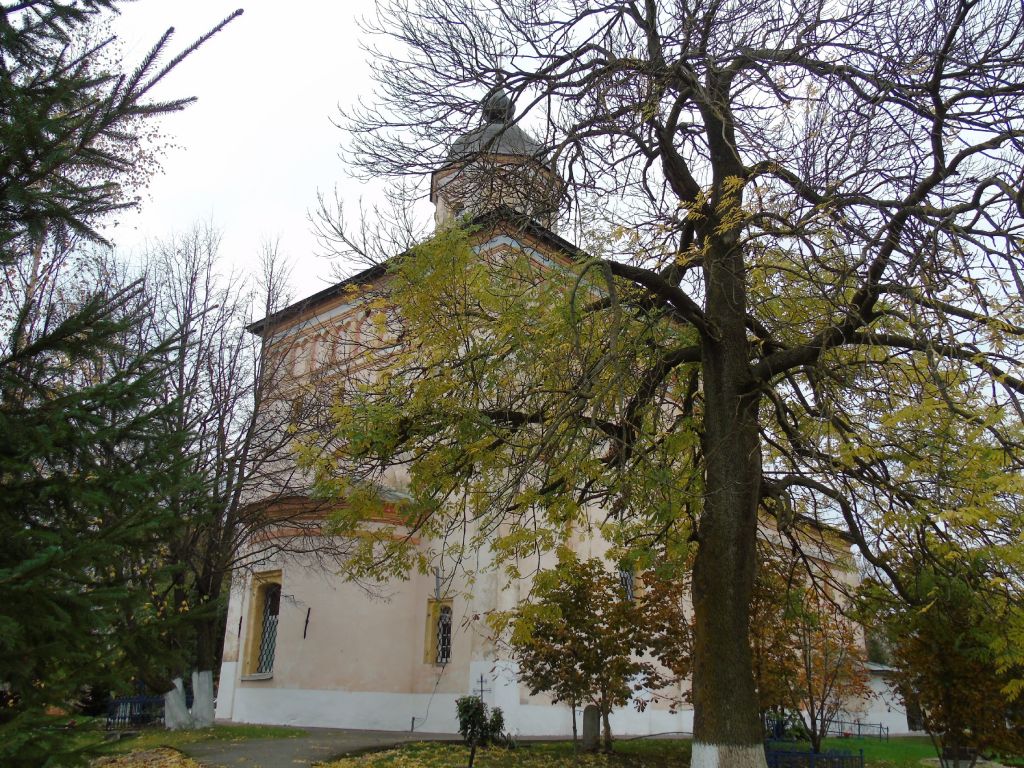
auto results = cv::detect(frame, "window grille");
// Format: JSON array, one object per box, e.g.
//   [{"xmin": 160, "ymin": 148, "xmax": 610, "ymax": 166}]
[
  {"xmin": 435, "ymin": 604, "xmax": 452, "ymax": 664},
  {"xmin": 619, "ymin": 568, "xmax": 635, "ymax": 601},
  {"xmin": 257, "ymin": 584, "xmax": 281, "ymax": 674}
]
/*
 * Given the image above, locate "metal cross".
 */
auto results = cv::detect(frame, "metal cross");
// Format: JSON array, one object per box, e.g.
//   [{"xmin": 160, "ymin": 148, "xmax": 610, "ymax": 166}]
[{"xmin": 475, "ymin": 673, "xmax": 492, "ymax": 699}]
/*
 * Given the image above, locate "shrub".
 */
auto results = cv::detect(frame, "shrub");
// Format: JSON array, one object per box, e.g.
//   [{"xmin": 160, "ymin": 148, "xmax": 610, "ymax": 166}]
[{"xmin": 455, "ymin": 696, "xmax": 507, "ymax": 766}]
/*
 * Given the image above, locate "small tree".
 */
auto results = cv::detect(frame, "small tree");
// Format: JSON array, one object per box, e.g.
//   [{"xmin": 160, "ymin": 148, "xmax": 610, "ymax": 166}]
[
  {"xmin": 870, "ymin": 560, "xmax": 1024, "ymax": 768},
  {"xmin": 789, "ymin": 590, "xmax": 872, "ymax": 753},
  {"xmin": 506, "ymin": 556, "xmax": 663, "ymax": 751},
  {"xmin": 456, "ymin": 696, "xmax": 505, "ymax": 768},
  {"xmin": 749, "ymin": 549, "xmax": 871, "ymax": 752},
  {"xmin": 749, "ymin": 552, "xmax": 805, "ymax": 735},
  {"xmin": 639, "ymin": 569, "xmax": 695, "ymax": 703}
]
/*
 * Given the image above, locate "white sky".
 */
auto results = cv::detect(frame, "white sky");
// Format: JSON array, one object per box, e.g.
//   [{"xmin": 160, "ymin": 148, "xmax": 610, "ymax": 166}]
[{"xmin": 108, "ymin": 0, "xmax": 425, "ymax": 304}]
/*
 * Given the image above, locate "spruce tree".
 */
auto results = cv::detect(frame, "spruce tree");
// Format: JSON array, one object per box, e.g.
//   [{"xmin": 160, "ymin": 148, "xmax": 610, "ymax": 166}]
[{"xmin": 0, "ymin": 2, "xmax": 240, "ymax": 764}]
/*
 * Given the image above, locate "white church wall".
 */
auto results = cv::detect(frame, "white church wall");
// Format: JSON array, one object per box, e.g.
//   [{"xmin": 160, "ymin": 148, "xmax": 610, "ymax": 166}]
[
  {"xmin": 225, "ymin": 676, "xmax": 695, "ymax": 736},
  {"xmin": 861, "ymin": 672, "xmax": 915, "ymax": 735},
  {"xmin": 214, "ymin": 661, "xmax": 237, "ymax": 721},
  {"xmin": 216, "ymin": 547, "xmax": 486, "ymax": 724},
  {"xmin": 229, "ymin": 685, "xmax": 463, "ymax": 731}
]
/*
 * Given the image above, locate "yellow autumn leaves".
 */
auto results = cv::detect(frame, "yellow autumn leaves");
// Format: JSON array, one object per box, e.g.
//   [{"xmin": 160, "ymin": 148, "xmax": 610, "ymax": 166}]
[
  {"xmin": 322, "ymin": 742, "xmax": 685, "ymax": 767},
  {"xmin": 93, "ymin": 748, "xmax": 204, "ymax": 768}
]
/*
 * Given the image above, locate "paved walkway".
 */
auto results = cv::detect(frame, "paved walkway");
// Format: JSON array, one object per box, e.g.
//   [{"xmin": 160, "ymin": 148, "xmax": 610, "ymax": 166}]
[{"xmin": 180, "ymin": 727, "xmax": 459, "ymax": 768}]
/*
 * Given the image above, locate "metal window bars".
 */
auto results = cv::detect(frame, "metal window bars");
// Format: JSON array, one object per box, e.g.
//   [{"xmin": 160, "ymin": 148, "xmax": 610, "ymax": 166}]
[
  {"xmin": 436, "ymin": 604, "xmax": 452, "ymax": 664},
  {"xmin": 257, "ymin": 584, "xmax": 281, "ymax": 674},
  {"xmin": 619, "ymin": 568, "xmax": 635, "ymax": 601}
]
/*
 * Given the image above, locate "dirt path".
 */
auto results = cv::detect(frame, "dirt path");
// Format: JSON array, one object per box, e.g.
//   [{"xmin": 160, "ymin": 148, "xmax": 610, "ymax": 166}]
[{"xmin": 179, "ymin": 728, "xmax": 459, "ymax": 768}]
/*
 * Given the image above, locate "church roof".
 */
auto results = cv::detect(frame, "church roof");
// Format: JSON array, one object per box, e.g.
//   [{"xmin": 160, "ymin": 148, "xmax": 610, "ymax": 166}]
[
  {"xmin": 447, "ymin": 90, "xmax": 544, "ymax": 162},
  {"xmin": 246, "ymin": 206, "xmax": 583, "ymax": 336}
]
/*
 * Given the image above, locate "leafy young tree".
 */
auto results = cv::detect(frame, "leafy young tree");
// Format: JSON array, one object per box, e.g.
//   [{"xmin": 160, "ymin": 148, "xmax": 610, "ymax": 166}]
[
  {"xmin": 867, "ymin": 559, "xmax": 1024, "ymax": 768},
  {"xmin": 789, "ymin": 590, "xmax": 871, "ymax": 753},
  {"xmin": 504, "ymin": 557, "xmax": 658, "ymax": 752},
  {"xmin": 749, "ymin": 551, "xmax": 805, "ymax": 730},
  {"xmin": 455, "ymin": 695, "xmax": 506, "ymax": 768},
  {"xmin": 640, "ymin": 569, "xmax": 695, "ymax": 707},
  {"xmin": 750, "ymin": 548, "xmax": 871, "ymax": 752},
  {"xmin": 317, "ymin": 0, "xmax": 1024, "ymax": 764},
  {"xmin": 0, "ymin": 0, "xmax": 240, "ymax": 760}
]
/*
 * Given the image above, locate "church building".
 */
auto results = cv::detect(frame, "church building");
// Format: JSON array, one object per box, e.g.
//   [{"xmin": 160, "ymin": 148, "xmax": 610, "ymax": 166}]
[{"xmin": 212, "ymin": 93, "xmax": 911, "ymax": 737}]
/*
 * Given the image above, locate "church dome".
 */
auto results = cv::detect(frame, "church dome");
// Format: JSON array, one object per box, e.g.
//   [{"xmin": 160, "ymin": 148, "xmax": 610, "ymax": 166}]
[
  {"xmin": 447, "ymin": 90, "xmax": 543, "ymax": 161},
  {"xmin": 482, "ymin": 90, "xmax": 514, "ymax": 122}
]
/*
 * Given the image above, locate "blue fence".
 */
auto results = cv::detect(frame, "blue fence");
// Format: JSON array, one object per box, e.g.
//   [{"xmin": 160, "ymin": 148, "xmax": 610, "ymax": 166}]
[
  {"xmin": 765, "ymin": 746, "xmax": 865, "ymax": 768},
  {"xmin": 765, "ymin": 715, "xmax": 889, "ymax": 742},
  {"xmin": 106, "ymin": 695, "xmax": 164, "ymax": 729},
  {"xmin": 106, "ymin": 690, "xmax": 194, "ymax": 729}
]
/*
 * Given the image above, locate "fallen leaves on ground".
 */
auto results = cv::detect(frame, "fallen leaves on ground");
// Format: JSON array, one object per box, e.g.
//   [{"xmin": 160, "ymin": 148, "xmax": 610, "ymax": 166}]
[
  {"xmin": 320, "ymin": 742, "xmax": 687, "ymax": 768},
  {"xmin": 93, "ymin": 747, "xmax": 205, "ymax": 768}
]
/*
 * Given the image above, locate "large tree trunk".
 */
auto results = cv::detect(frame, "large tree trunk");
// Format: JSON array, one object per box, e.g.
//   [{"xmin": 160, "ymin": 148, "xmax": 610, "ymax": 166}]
[{"xmin": 690, "ymin": 198, "xmax": 767, "ymax": 768}]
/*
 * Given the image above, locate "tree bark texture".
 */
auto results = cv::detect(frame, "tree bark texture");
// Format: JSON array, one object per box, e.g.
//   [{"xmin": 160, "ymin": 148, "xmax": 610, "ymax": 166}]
[
  {"xmin": 690, "ymin": 196, "xmax": 767, "ymax": 767},
  {"xmin": 602, "ymin": 706, "xmax": 613, "ymax": 753}
]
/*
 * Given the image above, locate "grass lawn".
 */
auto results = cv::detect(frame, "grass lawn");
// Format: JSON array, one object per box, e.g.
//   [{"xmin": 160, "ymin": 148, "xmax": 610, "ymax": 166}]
[
  {"xmin": 107, "ymin": 723, "xmax": 304, "ymax": 751},
  {"xmin": 801, "ymin": 736, "xmax": 936, "ymax": 767},
  {"xmin": 321, "ymin": 736, "xmax": 946, "ymax": 768},
  {"xmin": 93, "ymin": 747, "xmax": 204, "ymax": 768}
]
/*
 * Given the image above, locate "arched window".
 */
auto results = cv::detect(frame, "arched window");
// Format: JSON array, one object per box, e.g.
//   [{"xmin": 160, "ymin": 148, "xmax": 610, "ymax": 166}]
[
  {"xmin": 435, "ymin": 604, "xmax": 452, "ymax": 665},
  {"xmin": 256, "ymin": 583, "xmax": 281, "ymax": 673},
  {"xmin": 426, "ymin": 599, "xmax": 453, "ymax": 665},
  {"xmin": 244, "ymin": 572, "xmax": 282, "ymax": 678}
]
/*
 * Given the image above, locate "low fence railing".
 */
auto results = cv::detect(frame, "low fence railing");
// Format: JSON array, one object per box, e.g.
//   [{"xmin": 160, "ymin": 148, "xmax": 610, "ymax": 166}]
[
  {"xmin": 765, "ymin": 716, "xmax": 889, "ymax": 742},
  {"xmin": 765, "ymin": 746, "xmax": 865, "ymax": 768},
  {"xmin": 106, "ymin": 695, "xmax": 164, "ymax": 729},
  {"xmin": 826, "ymin": 720, "xmax": 889, "ymax": 741},
  {"xmin": 108, "ymin": 684, "xmax": 195, "ymax": 733}
]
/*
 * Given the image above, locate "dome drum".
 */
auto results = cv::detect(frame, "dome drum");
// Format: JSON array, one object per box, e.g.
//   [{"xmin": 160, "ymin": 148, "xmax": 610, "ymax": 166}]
[{"xmin": 431, "ymin": 91, "xmax": 564, "ymax": 229}]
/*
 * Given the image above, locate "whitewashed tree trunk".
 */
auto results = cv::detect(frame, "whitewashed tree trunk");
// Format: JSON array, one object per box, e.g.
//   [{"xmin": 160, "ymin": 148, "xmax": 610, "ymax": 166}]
[
  {"xmin": 164, "ymin": 677, "xmax": 193, "ymax": 731},
  {"xmin": 691, "ymin": 743, "xmax": 769, "ymax": 768},
  {"xmin": 191, "ymin": 669, "xmax": 215, "ymax": 727}
]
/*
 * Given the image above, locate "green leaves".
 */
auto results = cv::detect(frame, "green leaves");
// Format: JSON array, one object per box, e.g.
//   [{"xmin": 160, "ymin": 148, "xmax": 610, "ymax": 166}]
[
  {"xmin": 866, "ymin": 559, "xmax": 1024, "ymax": 759},
  {"xmin": 0, "ymin": 2, "xmax": 241, "ymax": 257},
  {"xmin": 0, "ymin": 285, "xmax": 191, "ymax": 767},
  {"xmin": 307, "ymin": 222, "xmax": 702, "ymax": 584},
  {"xmin": 0, "ymin": 3, "xmax": 242, "ymax": 762},
  {"xmin": 504, "ymin": 555, "xmax": 691, "ymax": 744}
]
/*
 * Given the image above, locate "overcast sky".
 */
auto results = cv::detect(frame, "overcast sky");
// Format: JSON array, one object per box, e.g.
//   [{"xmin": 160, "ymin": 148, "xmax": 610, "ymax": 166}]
[{"xmin": 107, "ymin": 1, "xmax": 420, "ymax": 303}]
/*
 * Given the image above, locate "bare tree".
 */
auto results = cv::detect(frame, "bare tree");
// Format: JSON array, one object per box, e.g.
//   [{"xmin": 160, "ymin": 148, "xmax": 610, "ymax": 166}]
[
  {"xmin": 321, "ymin": 1, "xmax": 1024, "ymax": 765},
  {"xmin": 102, "ymin": 225, "xmax": 356, "ymax": 728}
]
